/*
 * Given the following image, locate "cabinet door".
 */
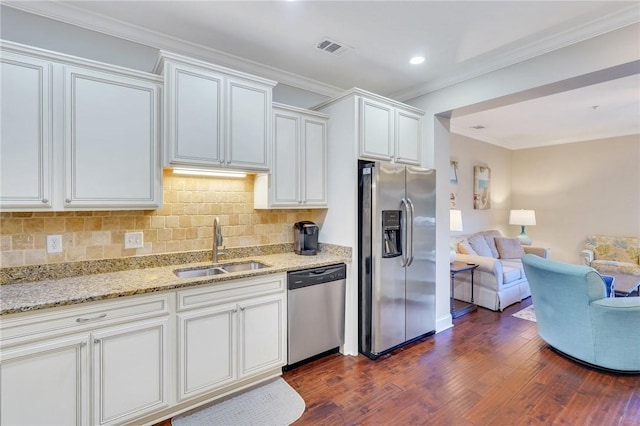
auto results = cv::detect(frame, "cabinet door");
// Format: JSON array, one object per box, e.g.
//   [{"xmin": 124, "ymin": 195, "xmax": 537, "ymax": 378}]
[
  {"xmin": 165, "ymin": 62, "xmax": 224, "ymax": 167},
  {"xmin": 238, "ymin": 293, "xmax": 286, "ymax": 378},
  {"xmin": 395, "ymin": 108, "xmax": 422, "ymax": 165},
  {"xmin": 302, "ymin": 115, "xmax": 327, "ymax": 206},
  {"xmin": 0, "ymin": 335, "xmax": 89, "ymax": 426},
  {"xmin": 359, "ymin": 97, "xmax": 394, "ymax": 161},
  {"xmin": 0, "ymin": 52, "xmax": 53, "ymax": 209},
  {"xmin": 271, "ymin": 110, "xmax": 300, "ymax": 206},
  {"xmin": 92, "ymin": 318, "xmax": 169, "ymax": 425},
  {"xmin": 226, "ymin": 78, "xmax": 271, "ymax": 171},
  {"xmin": 64, "ymin": 66, "xmax": 161, "ymax": 209},
  {"xmin": 176, "ymin": 304, "xmax": 237, "ymax": 402}
]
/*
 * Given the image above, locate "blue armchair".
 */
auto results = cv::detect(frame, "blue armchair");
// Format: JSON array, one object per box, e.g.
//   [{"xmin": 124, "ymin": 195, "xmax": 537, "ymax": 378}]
[{"xmin": 522, "ymin": 254, "xmax": 640, "ymax": 373}]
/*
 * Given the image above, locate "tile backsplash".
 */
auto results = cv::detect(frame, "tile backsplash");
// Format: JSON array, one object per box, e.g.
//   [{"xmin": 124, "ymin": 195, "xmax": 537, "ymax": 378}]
[{"xmin": 0, "ymin": 171, "xmax": 326, "ymax": 268}]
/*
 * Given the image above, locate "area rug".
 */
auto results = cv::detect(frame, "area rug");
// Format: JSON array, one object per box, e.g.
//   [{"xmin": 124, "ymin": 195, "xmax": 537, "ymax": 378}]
[
  {"xmin": 512, "ymin": 305, "xmax": 536, "ymax": 322},
  {"xmin": 172, "ymin": 378, "xmax": 305, "ymax": 426}
]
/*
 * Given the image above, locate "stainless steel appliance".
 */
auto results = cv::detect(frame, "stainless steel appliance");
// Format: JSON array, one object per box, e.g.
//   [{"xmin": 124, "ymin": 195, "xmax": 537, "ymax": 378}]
[
  {"xmin": 358, "ymin": 160, "xmax": 436, "ymax": 359},
  {"xmin": 293, "ymin": 221, "xmax": 319, "ymax": 255},
  {"xmin": 286, "ymin": 264, "xmax": 346, "ymax": 368}
]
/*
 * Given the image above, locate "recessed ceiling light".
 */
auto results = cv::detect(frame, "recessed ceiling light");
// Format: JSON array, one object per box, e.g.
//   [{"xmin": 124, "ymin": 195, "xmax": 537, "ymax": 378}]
[{"xmin": 410, "ymin": 56, "xmax": 425, "ymax": 65}]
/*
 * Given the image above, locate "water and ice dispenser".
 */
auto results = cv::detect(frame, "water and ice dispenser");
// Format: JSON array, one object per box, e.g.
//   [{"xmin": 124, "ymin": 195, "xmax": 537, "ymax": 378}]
[{"xmin": 382, "ymin": 210, "xmax": 402, "ymax": 258}]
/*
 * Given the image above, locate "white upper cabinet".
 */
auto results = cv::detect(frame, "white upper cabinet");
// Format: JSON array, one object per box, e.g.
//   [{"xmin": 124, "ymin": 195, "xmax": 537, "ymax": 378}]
[
  {"xmin": 359, "ymin": 98, "xmax": 394, "ymax": 161},
  {"xmin": 254, "ymin": 104, "xmax": 328, "ymax": 209},
  {"xmin": 394, "ymin": 108, "xmax": 423, "ymax": 164},
  {"xmin": 0, "ymin": 41, "xmax": 163, "ymax": 211},
  {"xmin": 64, "ymin": 66, "xmax": 161, "ymax": 209},
  {"xmin": 315, "ymin": 88, "xmax": 425, "ymax": 166},
  {"xmin": 164, "ymin": 63, "xmax": 224, "ymax": 166},
  {"xmin": 0, "ymin": 51, "xmax": 53, "ymax": 209},
  {"xmin": 159, "ymin": 52, "xmax": 275, "ymax": 172},
  {"xmin": 359, "ymin": 96, "xmax": 423, "ymax": 165}
]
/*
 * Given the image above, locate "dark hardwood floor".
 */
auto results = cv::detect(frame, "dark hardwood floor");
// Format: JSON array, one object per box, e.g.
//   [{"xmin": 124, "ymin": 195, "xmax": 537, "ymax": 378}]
[
  {"xmin": 154, "ymin": 298, "xmax": 639, "ymax": 425},
  {"xmin": 284, "ymin": 298, "xmax": 640, "ymax": 425}
]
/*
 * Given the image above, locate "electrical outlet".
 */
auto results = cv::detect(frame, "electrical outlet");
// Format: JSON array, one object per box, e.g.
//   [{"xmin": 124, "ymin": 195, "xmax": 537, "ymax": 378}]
[
  {"xmin": 124, "ymin": 231, "xmax": 144, "ymax": 249},
  {"xmin": 47, "ymin": 235, "xmax": 62, "ymax": 253}
]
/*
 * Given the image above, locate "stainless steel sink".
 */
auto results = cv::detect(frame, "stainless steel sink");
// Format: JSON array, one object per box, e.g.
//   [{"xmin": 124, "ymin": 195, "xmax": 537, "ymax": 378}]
[
  {"xmin": 174, "ymin": 261, "xmax": 269, "ymax": 278},
  {"xmin": 221, "ymin": 261, "xmax": 269, "ymax": 273},
  {"xmin": 174, "ymin": 267, "xmax": 227, "ymax": 278}
]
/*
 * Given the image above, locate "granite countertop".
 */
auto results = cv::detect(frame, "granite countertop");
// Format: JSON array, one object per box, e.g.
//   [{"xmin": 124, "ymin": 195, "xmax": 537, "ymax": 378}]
[{"xmin": 0, "ymin": 251, "xmax": 350, "ymax": 316}]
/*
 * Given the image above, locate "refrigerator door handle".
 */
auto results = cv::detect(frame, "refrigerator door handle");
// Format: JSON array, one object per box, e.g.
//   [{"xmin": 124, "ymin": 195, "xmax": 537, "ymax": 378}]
[
  {"xmin": 400, "ymin": 198, "xmax": 409, "ymax": 267},
  {"xmin": 406, "ymin": 197, "xmax": 415, "ymax": 266}
]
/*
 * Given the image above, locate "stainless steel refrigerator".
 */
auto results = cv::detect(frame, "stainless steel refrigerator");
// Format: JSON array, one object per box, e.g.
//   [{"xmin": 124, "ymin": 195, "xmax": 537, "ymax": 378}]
[{"xmin": 358, "ymin": 160, "xmax": 436, "ymax": 359}]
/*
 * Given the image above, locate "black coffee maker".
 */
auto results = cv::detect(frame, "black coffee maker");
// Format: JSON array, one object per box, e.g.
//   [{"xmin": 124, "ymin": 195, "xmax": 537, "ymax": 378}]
[{"xmin": 294, "ymin": 221, "xmax": 319, "ymax": 255}]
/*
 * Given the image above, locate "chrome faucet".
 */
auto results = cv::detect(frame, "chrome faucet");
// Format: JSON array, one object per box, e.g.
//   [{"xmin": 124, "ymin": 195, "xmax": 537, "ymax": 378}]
[{"xmin": 213, "ymin": 216, "xmax": 224, "ymax": 263}]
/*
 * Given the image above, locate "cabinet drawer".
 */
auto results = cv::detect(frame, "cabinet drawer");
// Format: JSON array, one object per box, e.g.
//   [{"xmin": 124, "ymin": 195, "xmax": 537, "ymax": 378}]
[
  {"xmin": 1, "ymin": 293, "xmax": 170, "ymax": 344},
  {"xmin": 177, "ymin": 273, "xmax": 285, "ymax": 312}
]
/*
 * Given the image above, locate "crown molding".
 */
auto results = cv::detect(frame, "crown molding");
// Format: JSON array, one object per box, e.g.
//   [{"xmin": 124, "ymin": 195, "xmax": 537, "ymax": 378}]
[
  {"xmin": 391, "ymin": 5, "xmax": 640, "ymax": 102},
  {"xmin": 4, "ymin": 1, "xmax": 637, "ymax": 102},
  {"xmin": 2, "ymin": 1, "xmax": 344, "ymax": 97}
]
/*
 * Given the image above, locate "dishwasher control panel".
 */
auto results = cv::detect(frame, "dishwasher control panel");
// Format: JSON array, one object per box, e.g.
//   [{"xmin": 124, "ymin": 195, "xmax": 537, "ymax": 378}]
[{"xmin": 287, "ymin": 264, "xmax": 346, "ymax": 290}]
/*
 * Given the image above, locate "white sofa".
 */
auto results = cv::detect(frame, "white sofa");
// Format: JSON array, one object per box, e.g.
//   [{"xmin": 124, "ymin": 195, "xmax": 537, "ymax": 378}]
[{"xmin": 452, "ymin": 230, "xmax": 550, "ymax": 311}]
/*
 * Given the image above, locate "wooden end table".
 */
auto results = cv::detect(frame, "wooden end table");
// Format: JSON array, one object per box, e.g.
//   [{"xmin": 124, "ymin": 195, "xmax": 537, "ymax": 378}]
[{"xmin": 450, "ymin": 261, "xmax": 479, "ymax": 318}]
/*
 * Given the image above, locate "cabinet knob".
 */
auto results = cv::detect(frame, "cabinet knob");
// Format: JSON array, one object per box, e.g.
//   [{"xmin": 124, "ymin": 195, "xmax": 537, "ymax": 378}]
[
  {"xmin": 65, "ymin": 198, "xmax": 71, "ymax": 203},
  {"xmin": 240, "ymin": 306, "xmax": 245, "ymax": 311},
  {"xmin": 42, "ymin": 198, "xmax": 49, "ymax": 204},
  {"xmin": 94, "ymin": 338, "xmax": 100, "ymax": 344}
]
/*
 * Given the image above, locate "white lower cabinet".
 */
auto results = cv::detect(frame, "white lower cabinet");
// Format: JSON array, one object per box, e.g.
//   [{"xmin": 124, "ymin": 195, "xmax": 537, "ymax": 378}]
[
  {"xmin": 0, "ymin": 335, "xmax": 89, "ymax": 426},
  {"xmin": 0, "ymin": 293, "xmax": 170, "ymax": 426},
  {"xmin": 176, "ymin": 274, "xmax": 287, "ymax": 403},
  {"xmin": 238, "ymin": 294, "xmax": 285, "ymax": 378},
  {"xmin": 0, "ymin": 274, "xmax": 287, "ymax": 424},
  {"xmin": 92, "ymin": 318, "xmax": 170, "ymax": 425},
  {"xmin": 177, "ymin": 303, "xmax": 237, "ymax": 401}
]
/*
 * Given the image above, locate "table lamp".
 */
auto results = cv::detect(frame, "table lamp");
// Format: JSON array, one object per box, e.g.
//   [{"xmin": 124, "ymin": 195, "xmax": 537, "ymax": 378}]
[
  {"xmin": 450, "ymin": 209, "xmax": 463, "ymax": 263},
  {"xmin": 509, "ymin": 209, "xmax": 536, "ymax": 245}
]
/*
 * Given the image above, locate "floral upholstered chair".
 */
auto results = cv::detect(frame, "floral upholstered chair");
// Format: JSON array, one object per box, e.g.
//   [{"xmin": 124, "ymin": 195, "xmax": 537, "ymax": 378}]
[{"xmin": 581, "ymin": 236, "xmax": 640, "ymax": 277}]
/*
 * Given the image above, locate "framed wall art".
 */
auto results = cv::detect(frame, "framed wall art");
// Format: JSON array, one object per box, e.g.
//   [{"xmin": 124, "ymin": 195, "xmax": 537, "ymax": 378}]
[
  {"xmin": 473, "ymin": 166, "xmax": 491, "ymax": 210},
  {"xmin": 449, "ymin": 160, "xmax": 458, "ymax": 208}
]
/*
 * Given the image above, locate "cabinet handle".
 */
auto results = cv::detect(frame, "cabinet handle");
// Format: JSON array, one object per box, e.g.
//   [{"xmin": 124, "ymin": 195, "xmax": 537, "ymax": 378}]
[{"xmin": 76, "ymin": 313, "xmax": 107, "ymax": 323}]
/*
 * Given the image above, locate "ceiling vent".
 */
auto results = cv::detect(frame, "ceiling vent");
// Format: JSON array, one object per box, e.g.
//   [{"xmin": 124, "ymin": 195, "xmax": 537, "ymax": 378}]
[{"xmin": 316, "ymin": 37, "xmax": 351, "ymax": 56}]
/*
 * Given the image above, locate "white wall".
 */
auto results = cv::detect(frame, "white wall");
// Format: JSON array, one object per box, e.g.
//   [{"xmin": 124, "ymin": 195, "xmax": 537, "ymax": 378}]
[
  {"xmin": 511, "ymin": 135, "xmax": 640, "ymax": 263},
  {"xmin": 0, "ymin": 5, "xmax": 159, "ymax": 72}
]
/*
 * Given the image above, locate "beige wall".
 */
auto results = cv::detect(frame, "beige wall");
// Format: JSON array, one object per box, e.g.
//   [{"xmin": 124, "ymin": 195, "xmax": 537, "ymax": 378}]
[
  {"xmin": 0, "ymin": 171, "xmax": 326, "ymax": 267},
  {"xmin": 450, "ymin": 133, "xmax": 513, "ymax": 235},
  {"xmin": 451, "ymin": 133, "xmax": 640, "ymax": 264},
  {"xmin": 511, "ymin": 135, "xmax": 640, "ymax": 263}
]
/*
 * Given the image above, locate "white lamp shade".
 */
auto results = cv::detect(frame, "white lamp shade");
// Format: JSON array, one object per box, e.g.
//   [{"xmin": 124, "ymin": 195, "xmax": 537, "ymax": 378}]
[
  {"xmin": 450, "ymin": 209, "xmax": 463, "ymax": 232},
  {"xmin": 509, "ymin": 209, "xmax": 536, "ymax": 226}
]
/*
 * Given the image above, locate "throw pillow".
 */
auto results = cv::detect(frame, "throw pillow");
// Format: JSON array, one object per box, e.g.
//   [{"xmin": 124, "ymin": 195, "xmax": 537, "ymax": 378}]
[
  {"xmin": 495, "ymin": 237, "xmax": 525, "ymax": 259},
  {"xmin": 468, "ymin": 234, "xmax": 493, "ymax": 257},
  {"xmin": 457, "ymin": 239, "xmax": 477, "ymax": 256},
  {"xmin": 483, "ymin": 231, "xmax": 501, "ymax": 258}
]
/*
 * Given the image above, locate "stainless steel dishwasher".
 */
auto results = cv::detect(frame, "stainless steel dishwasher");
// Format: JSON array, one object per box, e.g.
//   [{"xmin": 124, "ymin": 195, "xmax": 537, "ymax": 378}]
[{"xmin": 286, "ymin": 263, "xmax": 346, "ymax": 368}]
